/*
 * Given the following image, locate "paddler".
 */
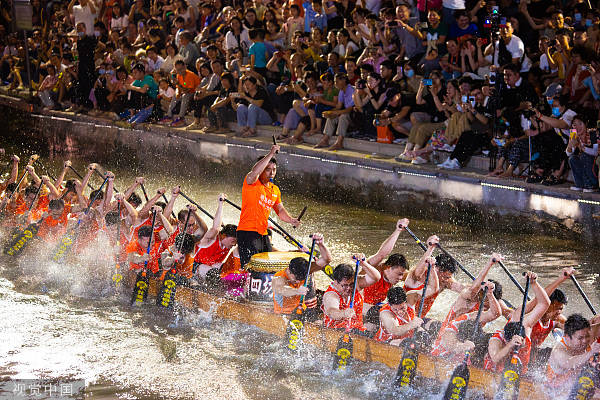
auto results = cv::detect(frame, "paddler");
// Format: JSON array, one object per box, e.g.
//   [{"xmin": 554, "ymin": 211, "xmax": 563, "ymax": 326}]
[
  {"xmin": 483, "ymin": 271, "xmax": 551, "ymax": 374},
  {"xmin": 272, "ymin": 232, "xmax": 331, "ymax": 315},
  {"xmin": 36, "ymin": 198, "xmax": 71, "ymax": 243},
  {"xmin": 193, "ymin": 195, "xmax": 237, "ymax": 279},
  {"xmin": 236, "ymin": 144, "xmax": 300, "ymax": 267},
  {"xmin": 321, "ymin": 255, "xmax": 381, "ymax": 333},
  {"xmin": 362, "ymin": 218, "xmax": 410, "ymax": 332},
  {"xmin": 430, "ymin": 280, "xmax": 502, "ymax": 363},
  {"xmin": 160, "ymin": 231, "xmax": 196, "ymax": 284},
  {"xmin": 126, "ymin": 219, "xmax": 162, "ymax": 277},
  {"xmin": 545, "ymin": 313, "xmax": 600, "ymax": 398},
  {"xmin": 0, "ymin": 155, "xmax": 20, "ymax": 193},
  {"xmin": 373, "ymin": 286, "xmax": 423, "ymax": 345},
  {"xmin": 527, "ymin": 267, "xmax": 574, "ymax": 369}
]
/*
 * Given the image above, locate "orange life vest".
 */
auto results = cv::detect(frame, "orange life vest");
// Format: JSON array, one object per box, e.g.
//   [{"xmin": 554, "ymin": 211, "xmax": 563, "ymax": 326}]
[
  {"xmin": 483, "ymin": 328, "xmax": 532, "ymax": 373},
  {"xmin": 194, "ymin": 237, "xmax": 230, "ymax": 266},
  {"xmin": 126, "ymin": 239, "xmax": 161, "ymax": 274},
  {"xmin": 272, "ymin": 269, "xmax": 305, "ymax": 314},
  {"xmin": 404, "ymin": 280, "xmax": 441, "ymax": 318},
  {"xmin": 363, "ymin": 274, "xmax": 392, "ymax": 305}
]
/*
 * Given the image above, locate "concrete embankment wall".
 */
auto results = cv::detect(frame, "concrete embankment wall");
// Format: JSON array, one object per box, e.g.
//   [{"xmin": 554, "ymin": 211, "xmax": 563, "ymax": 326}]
[{"xmin": 1, "ymin": 97, "xmax": 598, "ymax": 243}]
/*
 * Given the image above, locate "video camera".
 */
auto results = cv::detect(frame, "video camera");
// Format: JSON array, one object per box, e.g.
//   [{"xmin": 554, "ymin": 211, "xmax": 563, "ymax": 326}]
[{"xmin": 482, "ymin": 6, "xmax": 507, "ymax": 40}]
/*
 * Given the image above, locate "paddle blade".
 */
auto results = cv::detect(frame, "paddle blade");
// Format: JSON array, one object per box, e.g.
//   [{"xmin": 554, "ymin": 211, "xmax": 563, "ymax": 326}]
[
  {"xmin": 394, "ymin": 339, "xmax": 420, "ymax": 388},
  {"xmin": 131, "ymin": 271, "xmax": 150, "ymax": 305},
  {"xmin": 333, "ymin": 333, "xmax": 353, "ymax": 371},
  {"xmin": 51, "ymin": 233, "xmax": 75, "ymax": 263},
  {"xmin": 4, "ymin": 224, "xmax": 38, "ymax": 257},
  {"xmin": 156, "ymin": 270, "xmax": 178, "ymax": 308},
  {"xmin": 284, "ymin": 309, "xmax": 306, "ymax": 352},
  {"xmin": 567, "ymin": 354, "xmax": 600, "ymax": 400},
  {"xmin": 322, "ymin": 264, "xmax": 334, "ymax": 280},
  {"xmin": 494, "ymin": 355, "xmax": 523, "ymax": 400},
  {"xmin": 112, "ymin": 263, "xmax": 123, "ymax": 288},
  {"xmin": 442, "ymin": 361, "xmax": 470, "ymax": 400}
]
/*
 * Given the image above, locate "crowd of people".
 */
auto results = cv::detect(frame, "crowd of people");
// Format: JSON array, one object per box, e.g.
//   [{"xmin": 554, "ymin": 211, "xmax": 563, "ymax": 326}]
[
  {"xmin": 1, "ymin": 146, "xmax": 599, "ymax": 398},
  {"xmin": 1, "ymin": 0, "xmax": 600, "ymax": 187}
]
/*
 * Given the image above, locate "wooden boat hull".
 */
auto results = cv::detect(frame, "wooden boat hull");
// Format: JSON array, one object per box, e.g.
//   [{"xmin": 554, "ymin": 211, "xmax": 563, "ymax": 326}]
[{"xmin": 140, "ymin": 278, "xmax": 548, "ymax": 400}]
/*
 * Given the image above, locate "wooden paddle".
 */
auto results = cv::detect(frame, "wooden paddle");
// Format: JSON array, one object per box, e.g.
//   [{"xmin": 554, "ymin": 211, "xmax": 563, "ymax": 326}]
[
  {"xmin": 494, "ymin": 274, "xmax": 531, "ymax": 400},
  {"xmin": 393, "ymin": 259, "xmax": 433, "ymax": 388},
  {"xmin": 111, "ymin": 200, "xmax": 124, "ymax": 288},
  {"xmin": 131, "ymin": 210, "xmax": 158, "ymax": 306},
  {"xmin": 293, "ymin": 206, "xmax": 307, "ymax": 229},
  {"xmin": 333, "ymin": 257, "xmax": 361, "ymax": 371},
  {"xmin": 566, "ymin": 273, "xmax": 599, "ymax": 400},
  {"xmin": 497, "ymin": 260, "xmax": 530, "ymax": 300},
  {"xmin": 67, "ymin": 165, "xmax": 99, "ymax": 191},
  {"xmin": 4, "ymin": 181, "xmax": 44, "ymax": 257},
  {"xmin": 442, "ymin": 283, "xmax": 488, "ymax": 400},
  {"xmin": 51, "ymin": 177, "xmax": 109, "ymax": 263},
  {"xmin": 179, "ymin": 191, "xmax": 218, "ymax": 221},
  {"xmin": 140, "ymin": 183, "xmax": 150, "ymax": 202},
  {"xmin": 284, "ymin": 237, "xmax": 317, "ymax": 351},
  {"xmin": 156, "ymin": 207, "xmax": 192, "ymax": 308}
]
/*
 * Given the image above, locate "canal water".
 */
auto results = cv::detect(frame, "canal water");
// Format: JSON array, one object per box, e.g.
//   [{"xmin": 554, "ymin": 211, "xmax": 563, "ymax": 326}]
[{"xmin": 0, "ymin": 136, "xmax": 597, "ymax": 399}]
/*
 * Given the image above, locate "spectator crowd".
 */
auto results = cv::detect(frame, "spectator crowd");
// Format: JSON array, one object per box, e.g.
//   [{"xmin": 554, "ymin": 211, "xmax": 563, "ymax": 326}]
[{"xmin": 1, "ymin": 0, "xmax": 600, "ymax": 190}]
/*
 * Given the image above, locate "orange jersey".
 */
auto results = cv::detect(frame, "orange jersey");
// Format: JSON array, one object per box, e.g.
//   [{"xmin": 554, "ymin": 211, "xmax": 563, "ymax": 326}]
[
  {"xmin": 430, "ymin": 312, "xmax": 477, "ymax": 360},
  {"xmin": 363, "ymin": 274, "xmax": 392, "ymax": 305},
  {"xmin": 36, "ymin": 204, "xmax": 72, "ymax": 242},
  {"xmin": 272, "ymin": 269, "xmax": 305, "ymax": 314},
  {"xmin": 126, "ymin": 239, "xmax": 161, "ymax": 274},
  {"xmin": 132, "ymin": 217, "xmax": 165, "ymax": 245},
  {"xmin": 321, "ymin": 284, "xmax": 365, "ymax": 331},
  {"xmin": 374, "ymin": 304, "xmax": 415, "ymax": 343},
  {"xmin": 194, "ymin": 236, "xmax": 230, "ymax": 266},
  {"xmin": 174, "ymin": 253, "xmax": 195, "ymax": 279},
  {"xmin": 237, "ymin": 179, "xmax": 281, "ymax": 235},
  {"xmin": 483, "ymin": 328, "xmax": 532, "ymax": 373}
]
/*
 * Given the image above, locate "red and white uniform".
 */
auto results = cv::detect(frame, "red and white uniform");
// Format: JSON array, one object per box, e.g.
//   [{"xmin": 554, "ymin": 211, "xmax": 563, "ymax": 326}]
[
  {"xmin": 530, "ymin": 319, "xmax": 555, "ymax": 349},
  {"xmin": 321, "ymin": 284, "xmax": 365, "ymax": 331},
  {"xmin": 374, "ymin": 304, "xmax": 415, "ymax": 343},
  {"xmin": 404, "ymin": 280, "xmax": 441, "ymax": 318},
  {"xmin": 193, "ymin": 237, "xmax": 230, "ymax": 278},
  {"xmin": 483, "ymin": 329, "xmax": 532, "ymax": 373},
  {"xmin": 363, "ymin": 275, "xmax": 392, "ymax": 305}
]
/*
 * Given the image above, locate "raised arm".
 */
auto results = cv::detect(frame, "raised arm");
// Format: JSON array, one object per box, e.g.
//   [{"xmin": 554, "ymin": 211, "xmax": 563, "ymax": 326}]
[
  {"xmin": 41, "ymin": 175, "xmax": 61, "ymax": 199},
  {"xmin": 408, "ymin": 235, "xmax": 439, "ymax": 280},
  {"xmin": 122, "ymin": 177, "xmax": 144, "ymax": 205},
  {"xmin": 54, "ymin": 160, "xmax": 71, "ymax": 189},
  {"xmin": 114, "ymin": 193, "xmax": 139, "ymax": 223},
  {"xmin": 162, "ymin": 185, "xmax": 180, "ymax": 220},
  {"xmin": 309, "ymin": 233, "xmax": 332, "ymax": 271},
  {"xmin": 81, "ymin": 163, "xmax": 97, "ymax": 194},
  {"xmin": 523, "ymin": 267, "xmax": 574, "ymax": 314},
  {"xmin": 104, "ymin": 171, "xmax": 115, "ymax": 211},
  {"xmin": 356, "ymin": 254, "xmax": 382, "ymax": 289},
  {"xmin": 464, "ymin": 253, "xmax": 500, "ymax": 299},
  {"xmin": 25, "ymin": 165, "xmax": 41, "ymax": 185},
  {"xmin": 246, "ymin": 145, "xmax": 280, "ymax": 185},
  {"xmin": 199, "ymin": 194, "xmax": 225, "ymax": 246},
  {"xmin": 480, "ymin": 281, "xmax": 502, "ymax": 325},
  {"xmin": 8, "ymin": 155, "xmax": 19, "ymax": 184},
  {"xmin": 154, "ymin": 205, "xmax": 173, "ymax": 237},
  {"xmin": 367, "ymin": 218, "xmax": 409, "ymax": 267},
  {"xmin": 138, "ymin": 187, "xmax": 166, "ymax": 219},
  {"xmin": 522, "ymin": 271, "xmax": 551, "ymax": 329}
]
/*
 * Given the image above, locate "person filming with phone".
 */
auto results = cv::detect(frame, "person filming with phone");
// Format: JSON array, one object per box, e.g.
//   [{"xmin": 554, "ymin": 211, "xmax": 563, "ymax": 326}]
[{"xmin": 565, "ymin": 115, "xmax": 598, "ymax": 192}]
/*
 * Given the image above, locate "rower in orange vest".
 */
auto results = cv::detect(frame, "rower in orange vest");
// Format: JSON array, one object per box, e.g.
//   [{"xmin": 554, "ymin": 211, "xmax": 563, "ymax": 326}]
[
  {"xmin": 271, "ymin": 232, "xmax": 331, "ymax": 314},
  {"xmin": 374, "ymin": 287, "xmax": 422, "ymax": 345}
]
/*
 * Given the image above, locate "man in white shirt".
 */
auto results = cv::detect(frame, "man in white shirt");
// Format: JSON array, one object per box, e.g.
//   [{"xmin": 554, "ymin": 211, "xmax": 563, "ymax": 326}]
[
  {"xmin": 484, "ymin": 21, "xmax": 531, "ymax": 73},
  {"xmin": 68, "ymin": 0, "xmax": 97, "ymax": 36}
]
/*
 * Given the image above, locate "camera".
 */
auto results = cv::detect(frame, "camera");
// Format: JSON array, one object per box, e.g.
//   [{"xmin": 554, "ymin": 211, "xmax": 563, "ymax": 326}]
[
  {"xmin": 422, "ymin": 78, "xmax": 432, "ymax": 86},
  {"xmin": 522, "ymin": 108, "xmax": 536, "ymax": 119}
]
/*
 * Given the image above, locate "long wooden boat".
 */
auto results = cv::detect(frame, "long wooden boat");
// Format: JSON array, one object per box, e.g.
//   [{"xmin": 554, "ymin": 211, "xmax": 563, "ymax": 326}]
[{"xmin": 142, "ymin": 278, "xmax": 549, "ymax": 400}]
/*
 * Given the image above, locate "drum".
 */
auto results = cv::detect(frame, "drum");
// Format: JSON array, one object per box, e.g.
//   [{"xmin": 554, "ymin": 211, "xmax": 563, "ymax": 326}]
[{"xmin": 245, "ymin": 251, "xmax": 309, "ymax": 303}]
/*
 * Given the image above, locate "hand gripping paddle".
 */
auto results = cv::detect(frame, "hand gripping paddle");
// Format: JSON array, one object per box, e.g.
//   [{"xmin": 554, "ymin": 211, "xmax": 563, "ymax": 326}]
[
  {"xmin": 284, "ymin": 237, "xmax": 317, "ymax": 351},
  {"xmin": 442, "ymin": 283, "xmax": 488, "ymax": 400},
  {"xmin": 156, "ymin": 208, "xmax": 192, "ymax": 309},
  {"xmin": 494, "ymin": 274, "xmax": 531, "ymax": 400},
  {"xmin": 131, "ymin": 210, "xmax": 157, "ymax": 306},
  {"xmin": 333, "ymin": 257, "xmax": 361, "ymax": 371},
  {"xmin": 112, "ymin": 200, "xmax": 123, "ymax": 287},
  {"xmin": 394, "ymin": 259, "xmax": 433, "ymax": 388},
  {"xmin": 4, "ymin": 180, "xmax": 43, "ymax": 257}
]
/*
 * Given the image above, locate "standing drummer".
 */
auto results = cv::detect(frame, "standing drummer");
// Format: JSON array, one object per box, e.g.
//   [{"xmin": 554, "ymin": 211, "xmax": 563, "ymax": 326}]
[{"xmin": 237, "ymin": 144, "xmax": 300, "ymax": 267}]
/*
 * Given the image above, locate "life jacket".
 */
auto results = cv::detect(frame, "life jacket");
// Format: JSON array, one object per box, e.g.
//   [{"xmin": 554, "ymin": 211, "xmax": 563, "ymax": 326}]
[
  {"xmin": 194, "ymin": 236, "xmax": 230, "ymax": 267},
  {"xmin": 272, "ymin": 269, "xmax": 305, "ymax": 314},
  {"xmin": 132, "ymin": 216, "xmax": 165, "ymax": 245},
  {"xmin": 220, "ymin": 250, "xmax": 242, "ymax": 278},
  {"xmin": 363, "ymin": 274, "xmax": 393, "ymax": 305},
  {"xmin": 530, "ymin": 319, "xmax": 555, "ymax": 349},
  {"xmin": 374, "ymin": 303, "xmax": 415, "ymax": 343},
  {"xmin": 483, "ymin": 328, "xmax": 532, "ymax": 373},
  {"xmin": 174, "ymin": 253, "xmax": 195, "ymax": 279},
  {"xmin": 321, "ymin": 283, "xmax": 365, "ymax": 331}
]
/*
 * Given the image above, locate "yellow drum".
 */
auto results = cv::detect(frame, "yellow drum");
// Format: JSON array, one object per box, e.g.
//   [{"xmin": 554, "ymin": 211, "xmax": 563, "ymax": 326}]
[{"xmin": 245, "ymin": 251, "xmax": 309, "ymax": 303}]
